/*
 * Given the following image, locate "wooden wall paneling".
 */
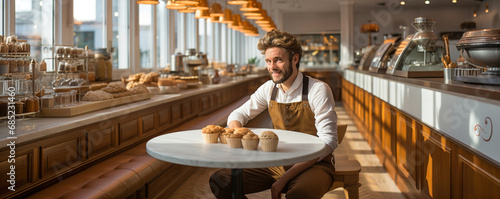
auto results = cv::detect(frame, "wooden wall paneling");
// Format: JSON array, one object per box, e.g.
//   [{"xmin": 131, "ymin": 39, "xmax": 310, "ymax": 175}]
[
  {"xmin": 419, "ymin": 126, "xmax": 452, "ymax": 199},
  {"xmin": 141, "ymin": 113, "xmax": 156, "ymax": 135},
  {"xmin": 364, "ymin": 91, "xmax": 373, "ymax": 144},
  {"xmin": 158, "ymin": 105, "xmax": 171, "ymax": 128},
  {"xmin": 456, "ymin": 153, "xmax": 500, "ymax": 199},
  {"xmin": 381, "ymin": 102, "xmax": 397, "ymax": 180},
  {"xmin": 0, "ymin": 150, "xmax": 33, "ymax": 196},
  {"xmin": 396, "ymin": 112, "xmax": 418, "ymax": 189},
  {"xmin": 86, "ymin": 125, "xmax": 115, "ymax": 159},
  {"xmin": 209, "ymin": 94, "xmax": 216, "ymax": 110},
  {"xmin": 192, "ymin": 97, "xmax": 201, "ymax": 114},
  {"xmin": 171, "ymin": 102, "xmax": 183, "ymax": 124},
  {"xmin": 182, "ymin": 100, "xmax": 193, "ymax": 118},
  {"xmin": 364, "ymin": 90, "xmax": 372, "ymax": 133},
  {"xmin": 200, "ymin": 96, "xmax": 209, "ymax": 113},
  {"xmin": 41, "ymin": 137, "xmax": 83, "ymax": 178},
  {"xmin": 118, "ymin": 119, "xmax": 139, "ymax": 145},
  {"xmin": 372, "ymin": 97, "xmax": 383, "ymax": 150},
  {"xmin": 215, "ymin": 92, "xmax": 223, "ymax": 108}
]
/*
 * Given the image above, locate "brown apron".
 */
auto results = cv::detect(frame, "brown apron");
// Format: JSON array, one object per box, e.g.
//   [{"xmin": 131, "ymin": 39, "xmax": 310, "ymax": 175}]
[
  {"xmin": 269, "ymin": 74, "xmax": 318, "ymax": 136},
  {"xmin": 210, "ymin": 74, "xmax": 335, "ymax": 199}
]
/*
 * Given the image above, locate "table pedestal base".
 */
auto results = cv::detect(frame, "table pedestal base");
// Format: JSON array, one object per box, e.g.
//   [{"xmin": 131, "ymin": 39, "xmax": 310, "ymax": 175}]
[{"xmin": 231, "ymin": 169, "xmax": 244, "ymax": 199}]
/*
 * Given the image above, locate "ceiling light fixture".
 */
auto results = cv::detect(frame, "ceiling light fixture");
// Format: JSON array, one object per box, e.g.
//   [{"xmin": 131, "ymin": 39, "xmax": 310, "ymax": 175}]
[
  {"xmin": 166, "ymin": 0, "xmax": 187, "ymax": 9},
  {"xmin": 425, "ymin": 0, "xmax": 430, "ymax": 5},
  {"xmin": 136, "ymin": 0, "xmax": 160, "ymax": 4},
  {"xmin": 209, "ymin": 3, "xmax": 224, "ymax": 17},
  {"xmin": 400, "ymin": 1, "xmax": 405, "ymax": 6},
  {"xmin": 176, "ymin": 0, "xmax": 199, "ymax": 5},
  {"xmin": 473, "ymin": 9, "xmax": 477, "ymax": 17},
  {"xmin": 485, "ymin": 3, "xmax": 489, "ymax": 13},
  {"xmin": 240, "ymin": 0, "xmax": 259, "ymax": 12},
  {"xmin": 452, "ymin": 0, "xmax": 457, "ymax": 3},
  {"xmin": 228, "ymin": 0, "xmax": 250, "ymax": 5}
]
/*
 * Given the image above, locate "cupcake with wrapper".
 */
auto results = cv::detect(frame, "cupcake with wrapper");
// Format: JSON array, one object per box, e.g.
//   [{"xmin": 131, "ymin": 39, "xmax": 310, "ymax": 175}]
[{"xmin": 259, "ymin": 131, "xmax": 279, "ymax": 152}]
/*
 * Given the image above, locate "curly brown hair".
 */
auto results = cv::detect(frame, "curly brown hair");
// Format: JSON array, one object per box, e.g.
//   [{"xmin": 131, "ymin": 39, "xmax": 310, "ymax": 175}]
[{"xmin": 257, "ymin": 29, "xmax": 302, "ymax": 69}]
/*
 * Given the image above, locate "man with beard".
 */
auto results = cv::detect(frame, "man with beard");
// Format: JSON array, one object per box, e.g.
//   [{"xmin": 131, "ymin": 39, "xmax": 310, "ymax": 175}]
[{"xmin": 209, "ymin": 29, "xmax": 338, "ymax": 199}]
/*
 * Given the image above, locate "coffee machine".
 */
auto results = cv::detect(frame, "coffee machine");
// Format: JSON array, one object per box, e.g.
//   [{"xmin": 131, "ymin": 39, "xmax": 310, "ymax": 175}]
[
  {"xmin": 386, "ymin": 17, "xmax": 444, "ymax": 77},
  {"xmin": 454, "ymin": 28, "xmax": 500, "ymax": 85}
]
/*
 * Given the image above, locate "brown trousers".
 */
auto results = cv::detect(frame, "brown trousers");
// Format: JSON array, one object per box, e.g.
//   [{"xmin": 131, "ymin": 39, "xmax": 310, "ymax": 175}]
[{"xmin": 209, "ymin": 159, "xmax": 335, "ymax": 199}]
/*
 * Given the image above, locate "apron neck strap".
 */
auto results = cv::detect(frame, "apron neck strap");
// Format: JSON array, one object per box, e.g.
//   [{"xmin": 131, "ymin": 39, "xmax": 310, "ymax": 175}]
[{"xmin": 270, "ymin": 73, "xmax": 309, "ymax": 101}]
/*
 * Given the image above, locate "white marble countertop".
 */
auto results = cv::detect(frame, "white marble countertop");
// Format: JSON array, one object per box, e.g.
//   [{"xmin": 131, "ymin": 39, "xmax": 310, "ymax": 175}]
[
  {"xmin": 0, "ymin": 75, "xmax": 263, "ymax": 146},
  {"xmin": 146, "ymin": 128, "xmax": 327, "ymax": 169}
]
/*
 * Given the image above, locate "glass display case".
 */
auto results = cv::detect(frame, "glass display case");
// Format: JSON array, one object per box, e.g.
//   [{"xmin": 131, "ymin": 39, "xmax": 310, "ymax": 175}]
[
  {"xmin": 0, "ymin": 36, "xmax": 40, "ymax": 119},
  {"xmin": 296, "ymin": 33, "xmax": 340, "ymax": 68}
]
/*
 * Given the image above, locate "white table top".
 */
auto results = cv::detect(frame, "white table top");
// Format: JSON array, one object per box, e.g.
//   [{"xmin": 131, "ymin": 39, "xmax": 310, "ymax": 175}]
[{"xmin": 146, "ymin": 128, "xmax": 327, "ymax": 169}]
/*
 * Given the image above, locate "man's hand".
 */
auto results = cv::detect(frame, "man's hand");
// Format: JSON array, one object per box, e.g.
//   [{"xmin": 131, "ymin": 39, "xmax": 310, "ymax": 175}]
[
  {"xmin": 271, "ymin": 179, "xmax": 286, "ymax": 199},
  {"xmin": 227, "ymin": 120, "xmax": 242, "ymax": 129}
]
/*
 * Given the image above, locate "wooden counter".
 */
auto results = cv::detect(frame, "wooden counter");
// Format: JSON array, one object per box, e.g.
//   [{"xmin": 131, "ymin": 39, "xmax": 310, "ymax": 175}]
[
  {"xmin": 0, "ymin": 74, "xmax": 268, "ymax": 198},
  {"xmin": 343, "ymin": 69, "xmax": 500, "ymax": 199}
]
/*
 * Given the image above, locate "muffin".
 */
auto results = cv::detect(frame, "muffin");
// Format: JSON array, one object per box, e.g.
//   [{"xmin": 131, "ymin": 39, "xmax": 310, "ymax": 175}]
[
  {"xmin": 226, "ymin": 133, "xmax": 243, "ymax": 148},
  {"xmin": 242, "ymin": 132, "xmax": 259, "ymax": 150},
  {"xmin": 259, "ymin": 131, "xmax": 279, "ymax": 152},
  {"xmin": 202, "ymin": 125, "xmax": 224, "ymax": 143},
  {"xmin": 234, "ymin": 127, "xmax": 251, "ymax": 136},
  {"xmin": 220, "ymin": 128, "xmax": 235, "ymax": 144}
]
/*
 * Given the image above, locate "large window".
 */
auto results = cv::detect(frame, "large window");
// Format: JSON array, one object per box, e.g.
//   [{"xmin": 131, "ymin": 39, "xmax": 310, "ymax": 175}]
[
  {"xmin": 139, "ymin": 4, "xmax": 153, "ymax": 68},
  {"xmin": 73, "ymin": 0, "xmax": 105, "ymax": 50},
  {"xmin": 112, "ymin": 0, "xmax": 129, "ymax": 69},
  {"xmin": 15, "ymin": 0, "xmax": 54, "ymax": 70},
  {"xmin": 9, "ymin": 1, "xmax": 258, "ymax": 78}
]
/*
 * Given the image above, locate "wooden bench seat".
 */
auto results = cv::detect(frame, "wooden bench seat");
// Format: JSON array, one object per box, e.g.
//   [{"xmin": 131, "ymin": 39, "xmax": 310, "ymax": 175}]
[{"xmin": 27, "ymin": 96, "xmax": 251, "ymax": 199}]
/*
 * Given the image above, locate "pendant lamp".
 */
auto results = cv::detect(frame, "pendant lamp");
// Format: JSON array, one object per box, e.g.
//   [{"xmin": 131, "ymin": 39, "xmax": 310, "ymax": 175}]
[
  {"xmin": 166, "ymin": 0, "xmax": 187, "ymax": 9},
  {"xmin": 195, "ymin": 9, "xmax": 211, "ymax": 19},
  {"xmin": 219, "ymin": 9, "xmax": 233, "ymax": 24},
  {"xmin": 190, "ymin": 0, "xmax": 209, "ymax": 10},
  {"xmin": 210, "ymin": 3, "xmax": 224, "ymax": 17},
  {"xmin": 240, "ymin": 0, "xmax": 259, "ymax": 12},
  {"xmin": 176, "ymin": 0, "xmax": 199, "ymax": 5},
  {"xmin": 360, "ymin": 21, "xmax": 379, "ymax": 45},
  {"xmin": 228, "ymin": 0, "xmax": 250, "ymax": 5},
  {"xmin": 136, "ymin": 0, "xmax": 160, "ymax": 4}
]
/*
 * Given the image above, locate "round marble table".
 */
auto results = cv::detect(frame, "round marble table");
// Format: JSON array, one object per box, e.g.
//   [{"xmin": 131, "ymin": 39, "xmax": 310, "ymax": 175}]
[{"xmin": 146, "ymin": 128, "xmax": 327, "ymax": 199}]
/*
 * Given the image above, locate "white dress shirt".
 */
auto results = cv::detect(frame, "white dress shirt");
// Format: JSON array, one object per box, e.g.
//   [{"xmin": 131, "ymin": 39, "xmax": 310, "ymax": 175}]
[{"xmin": 228, "ymin": 72, "xmax": 338, "ymax": 158}]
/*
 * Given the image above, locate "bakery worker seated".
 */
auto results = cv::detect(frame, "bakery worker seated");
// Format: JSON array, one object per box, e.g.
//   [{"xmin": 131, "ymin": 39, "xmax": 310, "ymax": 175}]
[{"xmin": 209, "ymin": 29, "xmax": 338, "ymax": 199}]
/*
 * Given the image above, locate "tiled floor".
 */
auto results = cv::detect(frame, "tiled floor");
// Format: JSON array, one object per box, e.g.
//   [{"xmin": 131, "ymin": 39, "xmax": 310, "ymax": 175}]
[{"xmin": 169, "ymin": 105, "xmax": 406, "ymax": 199}]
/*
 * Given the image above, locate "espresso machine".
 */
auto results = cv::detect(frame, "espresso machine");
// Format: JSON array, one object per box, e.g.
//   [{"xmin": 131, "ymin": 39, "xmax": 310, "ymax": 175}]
[
  {"xmin": 454, "ymin": 28, "xmax": 500, "ymax": 85},
  {"xmin": 185, "ymin": 49, "xmax": 203, "ymax": 76},
  {"xmin": 386, "ymin": 17, "xmax": 444, "ymax": 77}
]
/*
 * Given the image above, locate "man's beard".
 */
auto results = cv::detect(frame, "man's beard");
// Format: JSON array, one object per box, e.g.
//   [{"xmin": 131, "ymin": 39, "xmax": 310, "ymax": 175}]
[{"xmin": 269, "ymin": 61, "xmax": 293, "ymax": 84}]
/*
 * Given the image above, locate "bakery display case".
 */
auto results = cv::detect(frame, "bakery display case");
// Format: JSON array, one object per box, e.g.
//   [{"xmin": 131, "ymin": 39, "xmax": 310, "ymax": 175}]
[
  {"xmin": 296, "ymin": 33, "xmax": 340, "ymax": 67},
  {"xmin": 0, "ymin": 35, "xmax": 40, "ymax": 119}
]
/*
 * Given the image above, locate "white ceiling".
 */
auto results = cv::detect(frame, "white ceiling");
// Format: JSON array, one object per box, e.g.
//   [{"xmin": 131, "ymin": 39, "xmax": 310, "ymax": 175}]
[{"xmin": 263, "ymin": 0, "xmax": 483, "ymax": 13}]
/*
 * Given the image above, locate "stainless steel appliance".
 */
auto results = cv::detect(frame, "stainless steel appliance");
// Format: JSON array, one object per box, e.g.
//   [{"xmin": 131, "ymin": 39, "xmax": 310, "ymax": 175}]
[
  {"xmin": 455, "ymin": 28, "xmax": 500, "ymax": 85},
  {"xmin": 185, "ymin": 48, "xmax": 203, "ymax": 76},
  {"xmin": 357, "ymin": 45, "xmax": 379, "ymax": 71},
  {"xmin": 170, "ymin": 52, "xmax": 184, "ymax": 73},
  {"xmin": 386, "ymin": 17, "xmax": 444, "ymax": 77},
  {"xmin": 369, "ymin": 36, "xmax": 401, "ymax": 73}
]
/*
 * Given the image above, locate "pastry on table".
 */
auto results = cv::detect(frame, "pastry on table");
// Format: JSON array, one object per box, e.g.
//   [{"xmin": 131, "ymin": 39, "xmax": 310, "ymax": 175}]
[
  {"xmin": 259, "ymin": 131, "xmax": 279, "ymax": 152},
  {"xmin": 242, "ymin": 132, "xmax": 259, "ymax": 150},
  {"xmin": 201, "ymin": 125, "xmax": 224, "ymax": 143},
  {"xmin": 220, "ymin": 128, "xmax": 235, "ymax": 144},
  {"xmin": 226, "ymin": 133, "xmax": 243, "ymax": 148},
  {"xmin": 235, "ymin": 127, "xmax": 251, "ymax": 136}
]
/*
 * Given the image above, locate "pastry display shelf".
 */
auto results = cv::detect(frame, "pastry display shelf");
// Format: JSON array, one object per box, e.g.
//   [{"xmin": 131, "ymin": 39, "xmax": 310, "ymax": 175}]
[
  {"xmin": 0, "ymin": 52, "xmax": 31, "ymax": 58},
  {"xmin": 38, "ymin": 92, "xmax": 154, "ymax": 117}
]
